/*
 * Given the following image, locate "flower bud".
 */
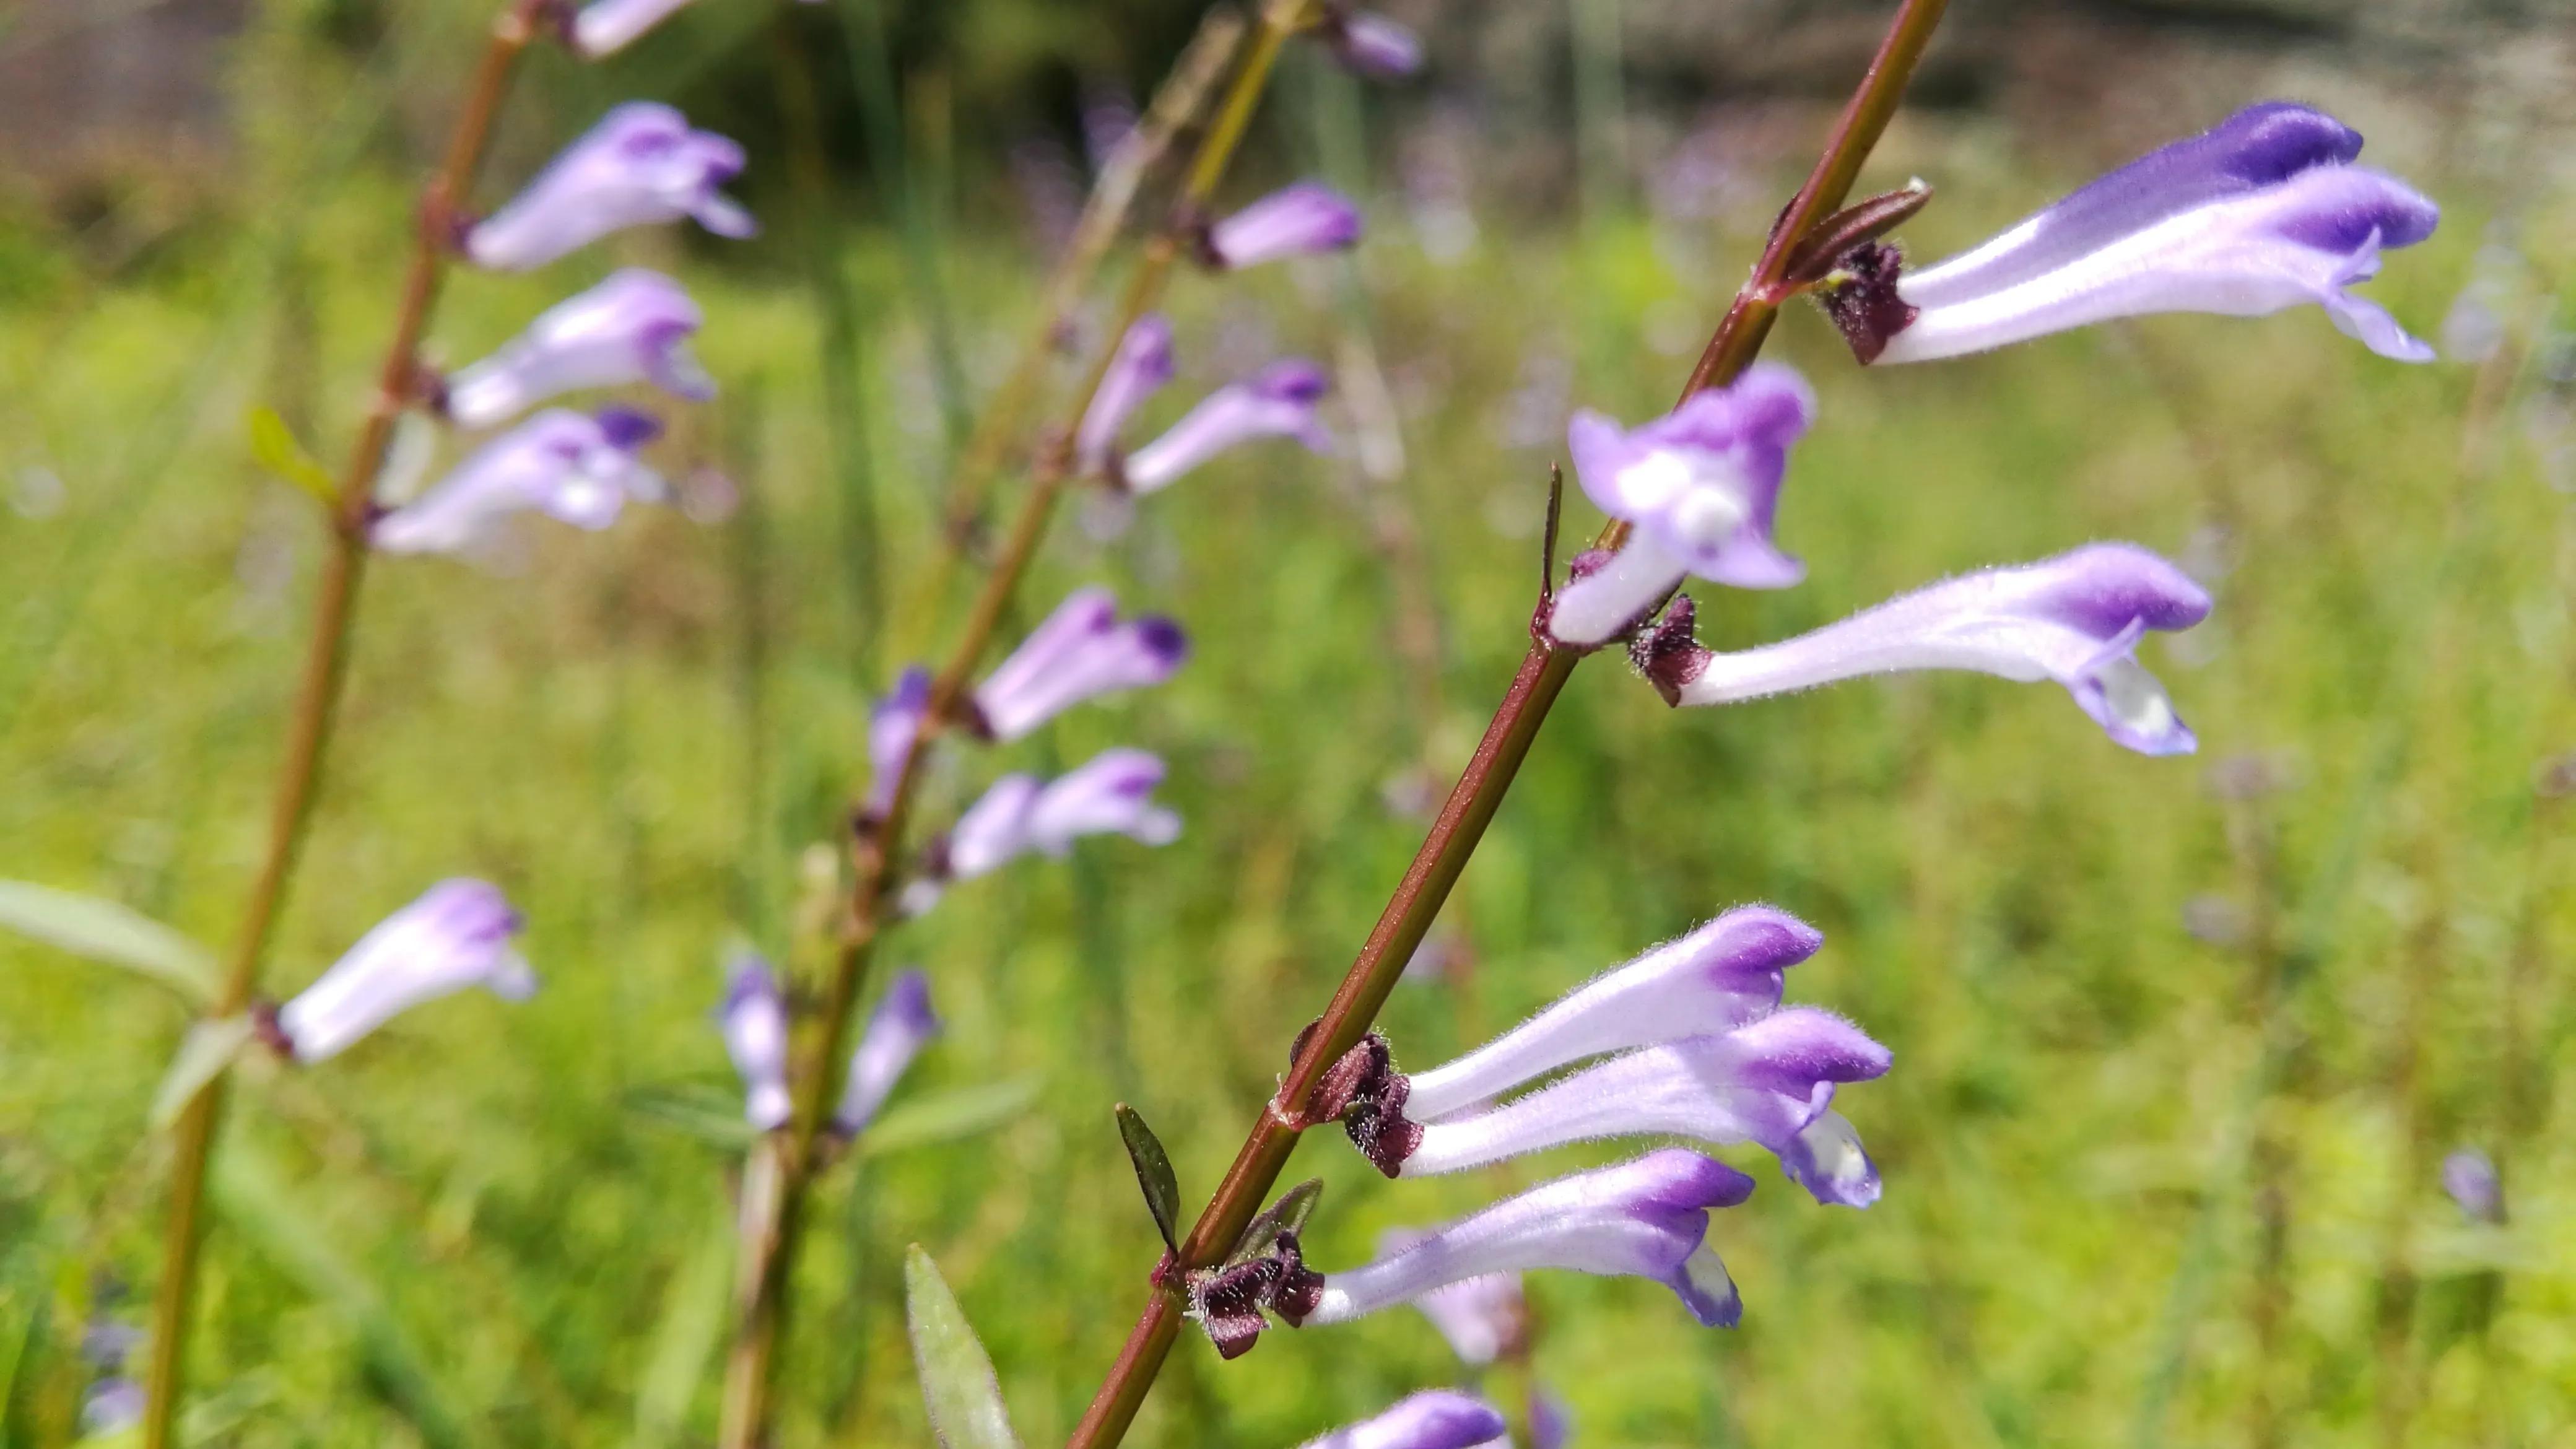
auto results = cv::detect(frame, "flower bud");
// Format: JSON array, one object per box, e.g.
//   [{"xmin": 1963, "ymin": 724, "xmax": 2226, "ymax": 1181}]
[
  {"xmin": 972, "ymin": 589, "xmax": 1188, "ymax": 741},
  {"xmin": 464, "ymin": 103, "xmax": 755, "ymax": 272},
  {"xmin": 1204, "ymin": 182, "xmax": 1364, "ymax": 271},
  {"xmin": 1295, "ymin": 1391, "xmax": 1508, "ymax": 1449},
  {"xmin": 275, "ymin": 880, "xmax": 533, "ymax": 1063},
  {"xmin": 719, "ymin": 954, "xmax": 791, "ymax": 1131},
  {"xmin": 371, "ymin": 406, "xmax": 665, "ymax": 555},
  {"xmin": 833, "ymin": 968, "xmax": 940, "ymax": 1135},
  {"xmin": 442, "ymin": 269, "xmax": 712, "ymax": 428},
  {"xmin": 1123, "ymin": 361, "xmax": 1331, "ymax": 494}
]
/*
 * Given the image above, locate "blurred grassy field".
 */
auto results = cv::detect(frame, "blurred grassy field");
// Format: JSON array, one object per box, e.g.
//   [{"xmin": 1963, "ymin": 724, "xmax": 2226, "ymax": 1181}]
[{"xmin": 4, "ymin": 32, "xmax": 2575, "ymax": 1449}]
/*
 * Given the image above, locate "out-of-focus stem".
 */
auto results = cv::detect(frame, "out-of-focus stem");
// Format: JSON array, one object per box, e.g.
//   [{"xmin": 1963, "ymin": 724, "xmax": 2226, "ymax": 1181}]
[
  {"xmin": 713, "ymin": 14, "xmax": 1305, "ymax": 1447},
  {"xmin": 840, "ymin": 0, "xmax": 973, "ymax": 453},
  {"xmin": 139, "ymin": 7, "xmax": 545, "ymax": 1448},
  {"xmin": 1066, "ymin": 3, "xmax": 1950, "ymax": 1445}
]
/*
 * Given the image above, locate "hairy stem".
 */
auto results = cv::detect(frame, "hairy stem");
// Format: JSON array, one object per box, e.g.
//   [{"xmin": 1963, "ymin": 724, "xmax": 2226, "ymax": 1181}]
[
  {"xmin": 1066, "ymin": 2, "xmax": 1951, "ymax": 1443},
  {"xmin": 714, "ymin": 12, "xmax": 1307, "ymax": 1445},
  {"xmin": 139, "ymin": 7, "xmax": 545, "ymax": 1447}
]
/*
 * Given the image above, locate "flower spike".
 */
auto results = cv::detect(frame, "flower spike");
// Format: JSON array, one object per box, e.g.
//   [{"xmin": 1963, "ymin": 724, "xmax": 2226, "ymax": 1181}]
[
  {"xmin": 464, "ymin": 103, "xmax": 755, "ymax": 272},
  {"xmin": 1653, "ymin": 543, "xmax": 2213, "ymax": 755},
  {"xmin": 1845, "ymin": 102, "xmax": 2439, "ymax": 365},
  {"xmin": 1122, "ymin": 361, "xmax": 1331, "ymax": 494},
  {"xmin": 1201, "ymin": 182, "xmax": 1365, "ymax": 271},
  {"xmin": 442, "ymin": 269, "xmax": 713, "ymax": 428},
  {"xmin": 274, "ymin": 880, "xmax": 533, "ymax": 1063},
  {"xmin": 719, "ymin": 955, "xmax": 791, "ymax": 1131},
  {"xmin": 371, "ymin": 406, "xmax": 665, "ymax": 555},
  {"xmin": 1295, "ymin": 1391, "xmax": 1510, "ymax": 1449},
  {"xmin": 970, "ymin": 588, "xmax": 1188, "ymax": 741}
]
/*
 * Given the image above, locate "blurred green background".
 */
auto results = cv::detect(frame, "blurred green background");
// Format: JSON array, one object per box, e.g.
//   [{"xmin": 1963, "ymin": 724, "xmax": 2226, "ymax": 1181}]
[{"xmin": 3, "ymin": 1, "xmax": 2574, "ymax": 1446}]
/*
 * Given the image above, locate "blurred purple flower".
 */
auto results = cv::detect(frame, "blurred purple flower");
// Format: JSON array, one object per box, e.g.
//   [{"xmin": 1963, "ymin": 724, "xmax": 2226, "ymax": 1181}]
[
  {"xmin": 1318, "ymin": 11, "xmax": 1425, "ymax": 79},
  {"xmin": 972, "ymin": 588, "xmax": 1188, "ymax": 741},
  {"xmin": 275, "ymin": 880, "xmax": 532, "ymax": 1063},
  {"xmin": 81, "ymin": 1379, "xmax": 146, "ymax": 1438},
  {"xmin": 1654, "ymin": 542, "xmax": 2213, "ymax": 756},
  {"xmin": 1079, "ymin": 316, "xmax": 1178, "ymax": 475},
  {"xmin": 1545, "ymin": 363, "xmax": 1814, "ymax": 645},
  {"xmin": 720, "ymin": 954, "xmax": 791, "ymax": 1131},
  {"xmin": 442, "ymin": 269, "xmax": 712, "ymax": 428},
  {"xmin": 942, "ymin": 749, "xmax": 1182, "ymax": 886},
  {"xmin": 1531, "ymin": 1390, "xmax": 1572, "ymax": 1449},
  {"xmin": 372, "ymin": 406, "xmax": 665, "ymax": 555},
  {"xmin": 866, "ymin": 666, "xmax": 933, "ymax": 816},
  {"xmin": 1204, "ymin": 182, "xmax": 1364, "ymax": 271},
  {"xmin": 1123, "ymin": 360, "xmax": 1331, "ymax": 494},
  {"xmin": 1863, "ymin": 102, "xmax": 2439, "ymax": 365},
  {"xmin": 1295, "ymin": 1391, "xmax": 1508, "ymax": 1449},
  {"xmin": 567, "ymin": 0, "xmax": 694, "ymax": 57},
  {"xmin": 464, "ymin": 103, "xmax": 755, "ymax": 272},
  {"xmin": 2441, "ymin": 1147, "xmax": 2504, "ymax": 1224},
  {"xmin": 833, "ymin": 968, "xmax": 939, "ymax": 1135},
  {"xmin": 1386, "ymin": 1236, "xmax": 1523, "ymax": 1365},
  {"xmin": 1775, "ymin": 1108, "xmax": 1881, "ymax": 1208},
  {"xmin": 1299, "ymin": 1150, "xmax": 1753, "ymax": 1329}
]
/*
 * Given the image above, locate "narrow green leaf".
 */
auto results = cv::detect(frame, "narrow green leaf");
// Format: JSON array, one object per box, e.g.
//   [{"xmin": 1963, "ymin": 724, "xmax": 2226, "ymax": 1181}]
[
  {"xmin": 1227, "ymin": 1178, "xmax": 1325, "ymax": 1267},
  {"xmin": 622, "ymin": 1081, "xmax": 761, "ymax": 1151},
  {"xmin": 903, "ymin": 1247, "xmax": 1018, "ymax": 1449},
  {"xmin": 0, "ymin": 881, "xmax": 218, "ymax": 1006},
  {"xmin": 857, "ymin": 1077, "xmax": 1040, "ymax": 1157},
  {"xmin": 150, "ymin": 1015, "xmax": 257, "ymax": 1129},
  {"xmin": 246, "ymin": 404, "xmax": 341, "ymax": 510},
  {"xmin": 630, "ymin": 1191, "xmax": 738, "ymax": 1449},
  {"xmin": 1114, "ymin": 1103, "xmax": 1181, "ymax": 1255}
]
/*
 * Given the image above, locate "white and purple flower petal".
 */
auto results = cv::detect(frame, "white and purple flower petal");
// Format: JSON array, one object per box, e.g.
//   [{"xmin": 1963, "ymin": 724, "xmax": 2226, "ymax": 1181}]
[
  {"xmin": 442, "ymin": 269, "xmax": 712, "ymax": 428},
  {"xmin": 866, "ymin": 666, "xmax": 933, "ymax": 815},
  {"xmin": 1387, "ymin": 1235, "xmax": 1524, "ymax": 1366},
  {"xmin": 1076, "ymin": 315, "xmax": 1175, "ymax": 474},
  {"xmin": 1866, "ymin": 102, "xmax": 2438, "ymax": 365},
  {"xmin": 1546, "ymin": 363, "xmax": 1816, "ymax": 645},
  {"xmin": 1025, "ymin": 747, "xmax": 1182, "ymax": 854},
  {"xmin": 720, "ymin": 954, "xmax": 791, "ymax": 1131},
  {"xmin": 1404, "ymin": 905, "xmax": 1824, "ymax": 1121},
  {"xmin": 1318, "ymin": 11, "xmax": 1424, "ymax": 79},
  {"xmin": 1776, "ymin": 1107, "xmax": 1881, "ymax": 1208},
  {"xmin": 1204, "ymin": 181, "xmax": 1364, "ymax": 271},
  {"xmin": 2440, "ymin": 1147, "xmax": 2504, "ymax": 1224},
  {"xmin": 1660, "ymin": 542, "xmax": 2213, "ymax": 755},
  {"xmin": 1398, "ymin": 1008, "xmax": 1891, "ymax": 1177},
  {"xmin": 274, "ymin": 880, "xmax": 533, "ymax": 1063},
  {"xmin": 371, "ymin": 406, "xmax": 665, "ymax": 554},
  {"xmin": 567, "ymin": 0, "xmax": 695, "ymax": 58},
  {"xmin": 1295, "ymin": 1391, "xmax": 1509, "ymax": 1449},
  {"xmin": 1123, "ymin": 360, "xmax": 1331, "ymax": 494},
  {"xmin": 833, "ymin": 968, "xmax": 940, "ymax": 1135},
  {"xmin": 972, "ymin": 588, "xmax": 1188, "ymax": 741},
  {"xmin": 946, "ymin": 773, "xmax": 1043, "ymax": 882},
  {"xmin": 464, "ymin": 103, "xmax": 755, "ymax": 272},
  {"xmin": 1301, "ymin": 1149, "xmax": 1754, "ymax": 1329}
]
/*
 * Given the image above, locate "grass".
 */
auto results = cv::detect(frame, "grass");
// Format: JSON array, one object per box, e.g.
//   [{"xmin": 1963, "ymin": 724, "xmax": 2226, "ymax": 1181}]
[{"xmin": 3, "ymin": 50, "xmax": 2574, "ymax": 1449}]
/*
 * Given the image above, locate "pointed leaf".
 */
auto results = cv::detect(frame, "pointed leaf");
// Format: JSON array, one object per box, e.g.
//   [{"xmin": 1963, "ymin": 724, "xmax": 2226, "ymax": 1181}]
[
  {"xmin": 151, "ymin": 1016, "xmax": 257, "ymax": 1129},
  {"xmin": 1115, "ymin": 1103, "xmax": 1181, "ymax": 1255},
  {"xmin": 905, "ymin": 1247, "xmax": 1019, "ymax": 1449},
  {"xmin": 858, "ymin": 1077, "xmax": 1040, "ymax": 1158},
  {"xmin": 246, "ymin": 404, "xmax": 341, "ymax": 510},
  {"xmin": 1226, "ymin": 1178, "xmax": 1325, "ymax": 1266},
  {"xmin": 621, "ymin": 1081, "xmax": 760, "ymax": 1151},
  {"xmin": 0, "ymin": 881, "xmax": 219, "ymax": 1006}
]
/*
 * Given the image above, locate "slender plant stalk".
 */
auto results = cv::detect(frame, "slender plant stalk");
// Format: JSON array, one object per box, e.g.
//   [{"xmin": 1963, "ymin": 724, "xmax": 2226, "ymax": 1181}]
[
  {"xmin": 1065, "ymin": 3, "xmax": 1952, "ymax": 1443},
  {"xmin": 137, "ymin": 9, "xmax": 546, "ymax": 1448},
  {"xmin": 713, "ymin": 12, "xmax": 1308, "ymax": 1446}
]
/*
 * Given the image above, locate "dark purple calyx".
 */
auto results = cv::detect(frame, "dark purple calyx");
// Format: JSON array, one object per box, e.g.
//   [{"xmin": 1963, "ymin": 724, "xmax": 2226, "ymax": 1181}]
[
  {"xmin": 1818, "ymin": 242, "xmax": 1918, "ymax": 365},
  {"xmin": 1630, "ymin": 594, "xmax": 1714, "ymax": 706},
  {"xmin": 1290, "ymin": 1024, "xmax": 1421, "ymax": 1177},
  {"xmin": 1185, "ymin": 1230, "xmax": 1322, "ymax": 1359}
]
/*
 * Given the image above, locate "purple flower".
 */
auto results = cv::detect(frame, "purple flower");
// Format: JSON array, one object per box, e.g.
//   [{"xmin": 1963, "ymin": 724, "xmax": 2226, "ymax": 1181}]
[
  {"xmin": 833, "ymin": 968, "xmax": 939, "ymax": 1135},
  {"xmin": 720, "ymin": 955, "xmax": 791, "ymax": 1131},
  {"xmin": 1398, "ymin": 1008, "xmax": 1891, "ymax": 1178},
  {"xmin": 274, "ymin": 880, "xmax": 533, "ymax": 1063},
  {"xmin": 568, "ymin": 0, "xmax": 694, "ymax": 57},
  {"xmin": 442, "ymin": 269, "xmax": 712, "ymax": 429},
  {"xmin": 1658, "ymin": 542, "xmax": 2213, "ymax": 755},
  {"xmin": 939, "ymin": 750, "xmax": 1182, "ymax": 889},
  {"xmin": 81, "ymin": 1379, "xmax": 146, "ymax": 1438},
  {"xmin": 2441, "ymin": 1147, "xmax": 2504, "ymax": 1224},
  {"xmin": 946, "ymin": 775, "xmax": 1045, "ymax": 884},
  {"xmin": 1386, "ymin": 1235, "xmax": 1524, "ymax": 1365},
  {"xmin": 1867, "ymin": 102, "xmax": 2438, "ymax": 365},
  {"xmin": 1545, "ymin": 363, "xmax": 1815, "ymax": 646},
  {"xmin": 1318, "ymin": 11, "xmax": 1424, "ymax": 79},
  {"xmin": 1295, "ymin": 1391, "xmax": 1508, "ymax": 1449},
  {"xmin": 1077, "ymin": 315, "xmax": 1176, "ymax": 475},
  {"xmin": 867, "ymin": 667, "xmax": 933, "ymax": 816},
  {"xmin": 972, "ymin": 589, "xmax": 1188, "ymax": 741},
  {"xmin": 1300, "ymin": 1150, "xmax": 1754, "ymax": 1329},
  {"xmin": 464, "ymin": 103, "xmax": 755, "ymax": 272},
  {"xmin": 1123, "ymin": 361, "xmax": 1331, "ymax": 494},
  {"xmin": 1406, "ymin": 905, "xmax": 1824, "ymax": 1120},
  {"xmin": 1204, "ymin": 182, "xmax": 1364, "ymax": 271},
  {"xmin": 1531, "ymin": 1391, "xmax": 1572, "ymax": 1449},
  {"xmin": 371, "ymin": 406, "xmax": 666, "ymax": 555},
  {"xmin": 1775, "ymin": 1108, "xmax": 1881, "ymax": 1208}
]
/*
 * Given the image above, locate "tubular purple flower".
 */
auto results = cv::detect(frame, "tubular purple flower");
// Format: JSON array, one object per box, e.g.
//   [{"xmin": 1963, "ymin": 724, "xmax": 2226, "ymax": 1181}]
[
  {"xmin": 720, "ymin": 955, "xmax": 791, "ymax": 1131},
  {"xmin": 1386, "ymin": 1237, "xmax": 1524, "ymax": 1365},
  {"xmin": 1404, "ymin": 905, "xmax": 1824, "ymax": 1121},
  {"xmin": 833, "ymin": 968, "xmax": 940, "ymax": 1134},
  {"xmin": 1295, "ymin": 1391, "xmax": 1509, "ymax": 1449},
  {"xmin": 464, "ymin": 103, "xmax": 755, "ymax": 272},
  {"xmin": 1025, "ymin": 747, "xmax": 1183, "ymax": 854},
  {"xmin": 1076, "ymin": 315, "xmax": 1175, "ymax": 474},
  {"xmin": 866, "ymin": 666, "xmax": 933, "ymax": 815},
  {"xmin": 1204, "ymin": 181, "xmax": 1365, "ymax": 271},
  {"xmin": 972, "ymin": 588, "xmax": 1189, "ymax": 741},
  {"xmin": 2440, "ymin": 1147, "xmax": 2504, "ymax": 1224},
  {"xmin": 1398, "ymin": 1008, "xmax": 1891, "ymax": 1177},
  {"xmin": 1123, "ymin": 360, "xmax": 1332, "ymax": 494},
  {"xmin": 82, "ymin": 1380, "xmax": 146, "ymax": 1438},
  {"xmin": 1545, "ymin": 363, "xmax": 1815, "ymax": 646},
  {"xmin": 1531, "ymin": 1391, "xmax": 1572, "ymax": 1449},
  {"xmin": 568, "ymin": 0, "xmax": 694, "ymax": 57},
  {"xmin": 946, "ymin": 775, "xmax": 1043, "ymax": 883},
  {"xmin": 1318, "ymin": 11, "xmax": 1424, "ymax": 79},
  {"xmin": 442, "ymin": 269, "xmax": 713, "ymax": 429},
  {"xmin": 1776, "ymin": 1108, "xmax": 1881, "ymax": 1208},
  {"xmin": 1300, "ymin": 1150, "xmax": 1753, "ymax": 1329},
  {"xmin": 371, "ymin": 406, "xmax": 666, "ymax": 555},
  {"xmin": 1660, "ymin": 542, "xmax": 2213, "ymax": 755},
  {"xmin": 274, "ymin": 880, "xmax": 532, "ymax": 1063},
  {"xmin": 1866, "ymin": 102, "xmax": 2439, "ymax": 365}
]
